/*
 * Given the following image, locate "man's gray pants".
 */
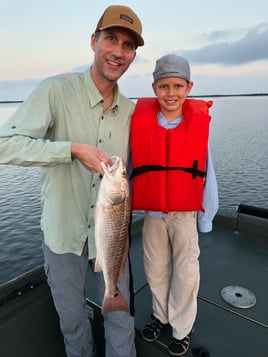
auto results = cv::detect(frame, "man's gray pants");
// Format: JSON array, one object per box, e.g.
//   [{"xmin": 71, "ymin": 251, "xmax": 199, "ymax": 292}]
[{"xmin": 43, "ymin": 241, "xmax": 136, "ymax": 357}]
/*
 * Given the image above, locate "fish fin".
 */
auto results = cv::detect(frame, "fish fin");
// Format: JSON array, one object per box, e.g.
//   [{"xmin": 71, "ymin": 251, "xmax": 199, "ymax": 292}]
[
  {"xmin": 118, "ymin": 237, "xmax": 129, "ymax": 281},
  {"xmin": 94, "ymin": 206, "xmax": 99, "ymax": 224},
  {"xmin": 101, "ymin": 289, "xmax": 129, "ymax": 315},
  {"xmin": 94, "ymin": 256, "xmax": 102, "ymax": 272}
]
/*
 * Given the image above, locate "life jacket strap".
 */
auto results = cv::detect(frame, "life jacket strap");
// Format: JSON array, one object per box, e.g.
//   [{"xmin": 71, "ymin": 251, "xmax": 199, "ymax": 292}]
[{"xmin": 130, "ymin": 160, "xmax": 205, "ymax": 180}]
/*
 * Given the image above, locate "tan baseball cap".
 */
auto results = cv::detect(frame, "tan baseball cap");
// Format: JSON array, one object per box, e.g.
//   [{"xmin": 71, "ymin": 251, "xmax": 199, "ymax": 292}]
[{"xmin": 95, "ymin": 5, "xmax": 144, "ymax": 47}]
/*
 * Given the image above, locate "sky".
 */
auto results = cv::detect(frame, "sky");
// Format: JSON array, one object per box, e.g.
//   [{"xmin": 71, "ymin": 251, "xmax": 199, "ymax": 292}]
[{"xmin": 1, "ymin": 0, "xmax": 268, "ymax": 100}]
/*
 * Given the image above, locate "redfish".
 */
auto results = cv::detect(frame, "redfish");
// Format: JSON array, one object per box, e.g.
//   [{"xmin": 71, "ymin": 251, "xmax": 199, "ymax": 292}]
[{"xmin": 94, "ymin": 156, "xmax": 131, "ymax": 315}]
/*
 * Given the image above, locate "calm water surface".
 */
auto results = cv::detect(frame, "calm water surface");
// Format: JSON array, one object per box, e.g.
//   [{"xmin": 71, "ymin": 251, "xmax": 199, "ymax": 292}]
[{"xmin": 0, "ymin": 96, "xmax": 268, "ymax": 284}]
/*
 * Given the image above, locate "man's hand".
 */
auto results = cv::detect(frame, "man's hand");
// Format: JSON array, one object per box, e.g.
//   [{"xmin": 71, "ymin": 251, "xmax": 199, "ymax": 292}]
[{"xmin": 71, "ymin": 143, "xmax": 112, "ymax": 175}]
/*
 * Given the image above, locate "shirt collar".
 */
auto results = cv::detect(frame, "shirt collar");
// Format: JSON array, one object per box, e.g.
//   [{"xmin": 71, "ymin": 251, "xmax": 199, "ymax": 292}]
[
  {"xmin": 84, "ymin": 67, "xmax": 119, "ymax": 109},
  {"xmin": 158, "ymin": 111, "xmax": 183, "ymax": 128}
]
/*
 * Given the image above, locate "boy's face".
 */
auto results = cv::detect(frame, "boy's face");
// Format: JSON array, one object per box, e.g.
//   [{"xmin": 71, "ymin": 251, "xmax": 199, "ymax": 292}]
[{"xmin": 152, "ymin": 77, "xmax": 193, "ymax": 118}]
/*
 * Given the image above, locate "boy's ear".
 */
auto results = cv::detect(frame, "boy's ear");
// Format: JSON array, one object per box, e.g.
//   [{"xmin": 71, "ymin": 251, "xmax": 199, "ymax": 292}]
[{"xmin": 152, "ymin": 82, "xmax": 157, "ymax": 96}]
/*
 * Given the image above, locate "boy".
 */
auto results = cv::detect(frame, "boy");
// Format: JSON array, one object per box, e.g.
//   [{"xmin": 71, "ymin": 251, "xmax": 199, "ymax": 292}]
[{"xmin": 130, "ymin": 54, "xmax": 218, "ymax": 356}]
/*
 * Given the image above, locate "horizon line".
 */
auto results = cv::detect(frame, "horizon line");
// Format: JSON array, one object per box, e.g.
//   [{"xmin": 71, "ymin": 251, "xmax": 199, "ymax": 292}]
[{"xmin": 1, "ymin": 93, "xmax": 268, "ymax": 104}]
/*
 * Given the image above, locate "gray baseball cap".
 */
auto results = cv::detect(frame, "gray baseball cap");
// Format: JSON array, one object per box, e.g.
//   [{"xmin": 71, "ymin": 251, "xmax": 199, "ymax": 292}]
[{"xmin": 153, "ymin": 54, "xmax": 191, "ymax": 82}]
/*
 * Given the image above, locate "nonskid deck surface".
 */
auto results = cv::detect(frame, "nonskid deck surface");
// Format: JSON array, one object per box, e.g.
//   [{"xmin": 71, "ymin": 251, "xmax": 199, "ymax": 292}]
[
  {"xmin": 85, "ymin": 214, "xmax": 268, "ymax": 356},
  {"xmin": 130, "ymin": 215, "xmax": 268, "ymax": 357},
  {"xmin": 0, "ymin": 214, "xmax": 267, "ymax": 357}
]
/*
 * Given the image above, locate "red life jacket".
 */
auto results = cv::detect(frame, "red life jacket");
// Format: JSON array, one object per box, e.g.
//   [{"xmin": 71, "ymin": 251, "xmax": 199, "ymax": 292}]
[{"xmin": 130, "ymin": 98, "xmax": 212, "ymax": 212}]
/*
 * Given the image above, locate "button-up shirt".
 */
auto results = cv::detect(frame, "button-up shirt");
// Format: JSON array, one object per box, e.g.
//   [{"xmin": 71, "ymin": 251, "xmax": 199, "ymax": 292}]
[{"xmin": 0, "ymin": 69, "xmax": 135, "ymax": 258}]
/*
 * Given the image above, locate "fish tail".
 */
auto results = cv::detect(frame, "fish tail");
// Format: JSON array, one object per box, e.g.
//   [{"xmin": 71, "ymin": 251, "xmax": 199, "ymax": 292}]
[{"xmin": 101, "ymin": 289, "xmax": 129, "ymax": 315}]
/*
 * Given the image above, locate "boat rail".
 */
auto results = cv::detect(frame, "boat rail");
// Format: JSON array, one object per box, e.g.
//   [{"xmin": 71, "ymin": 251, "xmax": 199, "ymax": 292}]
[{"xmin": 235, "ymin": 203, "xmax": 268, "ymax": 231}]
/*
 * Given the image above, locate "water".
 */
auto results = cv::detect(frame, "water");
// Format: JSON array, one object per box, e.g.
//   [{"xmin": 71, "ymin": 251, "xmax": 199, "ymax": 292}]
[
  {"xmin": 0, "ymin": 96, "xmax": 268, "ymax": 284},
  {"xmin": 0, "ymin": 166, "xmax": 43, "ymax": 283},
  {"xmin": 209, "ymin": 96, "xmax": 268, "ymax": 212}
]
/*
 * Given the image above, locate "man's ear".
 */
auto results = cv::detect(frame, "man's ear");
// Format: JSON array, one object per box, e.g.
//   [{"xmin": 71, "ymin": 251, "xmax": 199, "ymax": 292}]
[{"xmin": 91, "ymin": 33, "xmax": 97, "ymax": 52}]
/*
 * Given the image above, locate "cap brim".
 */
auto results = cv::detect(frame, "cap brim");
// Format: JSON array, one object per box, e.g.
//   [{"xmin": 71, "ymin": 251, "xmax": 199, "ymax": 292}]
[{"xmin": 98, "ymin": 24, "xmax": 144, "ymax": 47}]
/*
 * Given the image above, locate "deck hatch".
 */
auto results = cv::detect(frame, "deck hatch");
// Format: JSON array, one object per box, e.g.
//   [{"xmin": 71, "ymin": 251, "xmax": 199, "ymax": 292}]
[{"xmin": 221, "ymin": 285, "xmax": 256, "ymax": 308}]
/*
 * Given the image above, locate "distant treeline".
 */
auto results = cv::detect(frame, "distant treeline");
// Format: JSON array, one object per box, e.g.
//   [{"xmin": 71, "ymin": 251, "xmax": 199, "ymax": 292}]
[
  {"xmin": 0, "ymin": 100, "xmax": 24, "ymax": 104},
  {"xmin": 129, "ymin": 93, "xmax": 268, "ymax": 101},
  {"xmin": 189, "ymin": 93, "xmax": 268, "ymax": 98},
  {"xmin": 1, "ymin": 93, "xmax": 268, "ymax": 104}
]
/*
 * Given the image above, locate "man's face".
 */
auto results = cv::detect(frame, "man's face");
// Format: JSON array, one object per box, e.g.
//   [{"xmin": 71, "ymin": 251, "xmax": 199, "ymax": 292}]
[{"xmin": 91, "ymin": 27, "xmax": 137, "ymax": 83}]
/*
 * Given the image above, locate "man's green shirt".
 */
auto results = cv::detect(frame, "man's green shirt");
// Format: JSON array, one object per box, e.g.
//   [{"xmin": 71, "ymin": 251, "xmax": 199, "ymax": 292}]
[{"xmin": 0, "ymin": 69, "xmax": 134, "ymax": 258}]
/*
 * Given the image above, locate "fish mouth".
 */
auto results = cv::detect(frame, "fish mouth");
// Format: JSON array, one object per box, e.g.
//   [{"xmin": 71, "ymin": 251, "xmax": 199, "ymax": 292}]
[
  {"xmin": 110, "ymin": 156, "xmax": 120, "ymax": 167},
  {"xmin": 105, "ymin": 156, "xmax": 120, "ymax": 173},
  {"xmin": 101, "ymin": 156, "xmax": 121, "ymax": 173}
]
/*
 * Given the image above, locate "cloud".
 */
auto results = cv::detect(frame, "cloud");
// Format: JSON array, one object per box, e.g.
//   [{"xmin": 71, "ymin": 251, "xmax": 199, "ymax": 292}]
[
  {"xmin": 1, "ymin": 24, "xmax": 268, "ymax": 100},
  {"xmin": 179, "ymin": 24, "xmax": 268, "ymax": 65}
]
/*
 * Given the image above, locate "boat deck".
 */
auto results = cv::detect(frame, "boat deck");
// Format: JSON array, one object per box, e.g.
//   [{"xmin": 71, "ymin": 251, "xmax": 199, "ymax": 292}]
[
  {"xmin": 131, "ymin": 214, "xmax": 268, "ymax": 356},
  {"xmin": 0, "ymin": 213, "xmax": 268, "ymax": 357},
  {"xmin": 87, "ymin": 213, "xmax": 268, "ymax": 357}
]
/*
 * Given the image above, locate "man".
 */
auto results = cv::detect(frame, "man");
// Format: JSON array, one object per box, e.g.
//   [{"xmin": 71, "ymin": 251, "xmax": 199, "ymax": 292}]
[{"xmin": 0, "ymin": 5, "xmax": 144, "ymax": 357}]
